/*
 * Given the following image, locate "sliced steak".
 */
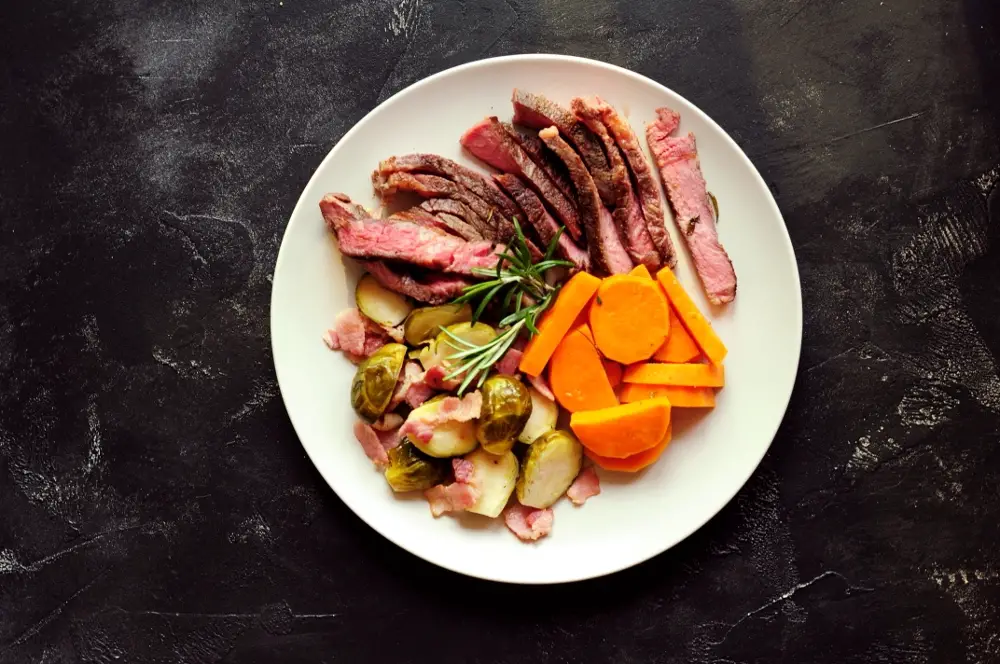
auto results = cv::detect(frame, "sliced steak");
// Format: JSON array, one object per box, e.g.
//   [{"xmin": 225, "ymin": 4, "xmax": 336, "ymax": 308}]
[
  {"xmin": 538, "ymin": 128, "xmax": 633, "ymax": 275},
  {"xmin": 320, "ymin": 193, "xmax": 500, "ymax": 275},
  {"xmin": 374, "ymin": 172, "xmax": 502, "ymax": 240},
  {"xmin": 460, "ymin": 117, "xmax": 582, "ymax": 241},
  {"xmin": 646, "ymin": 108, "xmax": 736, "ymax": 304},
  {"xmin": 374, "ymin": 153, "xmax": 519, "ymax": 230},
  {"xmin": 493, "ymin": 174, "xmax": 590, "ymax": 272},
  {"xmin": 504, "ymin": 122, "xmax": 576, "ymax": 203},
  {"xmin": 360, "ymin": 260, "xmax": 473, "ymax": 305},
  {"xmin": 595, "ymin": 99, "xmax": 677, "ymax": 268},
  {"xmin": 416, "ymin": 199, "xmax": 484, "ymax": 240},
  {"xmin": 572, "ymin": 97, "xmax": 661, "ymax": 271},
  {"xmin": 390, "ymin": 208, "xmax": 482, "ymax": 241},
  {"xmin": 512, "ymin": 89, "xmax": 616, "ymax": 206}
]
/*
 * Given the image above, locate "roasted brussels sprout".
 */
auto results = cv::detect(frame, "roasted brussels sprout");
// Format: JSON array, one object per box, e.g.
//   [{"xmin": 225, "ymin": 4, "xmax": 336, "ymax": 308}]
[
  {"xmin": 516, "ymin": 429, "xmax": 583, "ymax": 509},
  {"xmin": 407, "ymin": 399, "xmax": 479, "ymax": 458},
  {"xmin": 463, "ymin": 448, "xmax": 519, "ymax": 518},
  {"xmin": 419, "ymin": 322, "xmax": 498, "ymax": 374},
  {"xmin": 403, "ymin": 303, "xmax": 473, "ymax": 346},
  {"xmin": 384, "ymin": 440, "xmax": 449, "ymax": 492},
  {"xmin": 351, "ymin": 343, "xmax": 406, "ymax": 421},
  {"xmin": 356, "ymin": 274, "xmax": 413, "ymax": 327},
  {"xmin": 477, "ymin": 375, "xmax": 532, "ymax": 454},
  {"xmin": 517, "ymin": 386, "xmax": 558, "ymax": 444}
]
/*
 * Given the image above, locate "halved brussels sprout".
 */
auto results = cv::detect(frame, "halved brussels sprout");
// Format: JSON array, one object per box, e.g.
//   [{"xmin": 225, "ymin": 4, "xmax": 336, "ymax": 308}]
[
  {"xmin": 419, "ymin": 322, "xmax": 498, "ymax": 374},
  {"xmin": 403, "ymin": 304, "xmax": 473, "ymax": 346},
  {"xmin": 463, "ymin": 448, "xmax": 518, "ymax": 518},
  {"xmin": 351, "ymin": 343, "xmax": 406, "ymax": 421},
  {"xmin": 406, "ymin": 399, "xmax": 479, "ymax": 458},
  {"xmin": 356, "ymin": 274, "xmax": 413, "ymax": 327},
  {"xmin": 384, "ymin": 440, "xmax": 449, "ymax": 492},
  {"xmin": 517, "ymin": 386, "xmax": 558, "ymax": 444},
  {"xmin": 516, "ymin": 429, "xmax": 583, "ymax": 509},
  {"xmin": 477, "ymin": 375, "xmax": 532, "ymax": 455}
]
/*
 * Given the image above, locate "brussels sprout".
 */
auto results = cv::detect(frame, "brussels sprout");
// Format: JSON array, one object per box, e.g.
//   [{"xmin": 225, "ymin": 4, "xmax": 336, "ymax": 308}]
[
  {"xmin": 463, "ymin": 448, "xmax": 519, "ymax": 518},
  {"xmin": 403, "ymin": 304, "xmax": 473, "ymax": 346},
  {"xmin": 350, "ymin": 343, "xmax": 406, "ymax": 421},
  {"xmin": 356, "ymin": 274, "xmax": 413, "ymax": 327},
  {"xmin": 517, "ymin": 386, "xmax": 558, "ymax": 444},
  {"xmin": 477, "ymin": 375, "xmax": 532, "ymax": 455},
  {"xmin": 516, "ymin": 429, "xmax": 583, "ymax": 509},
  {"xmin": 419, "ymin": 322, "xmax": 498, "ymax": 373},
  {"xmin": 407, "ymin": 399, "xmax": 479, "ymax": 458},
  {"xmin": 384, "ymin": 440, "xmax": 449, "ymax": 492}
]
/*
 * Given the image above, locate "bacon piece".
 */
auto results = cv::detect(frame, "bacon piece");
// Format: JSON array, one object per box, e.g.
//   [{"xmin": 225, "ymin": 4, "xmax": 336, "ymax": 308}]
[
  {"xmin": 566, "ymin": 467, "xmax": 601, "ymax": 505},
  {"xmin": 496, "ymin": 346, "xmax": 524, "ymax": 376},
  {"xmin": 526, "ymin": 373, "xmax": 555, "ymax": 402},
  {"xmin": 353, "ymin": 420, "xmax": 390, "ymax": 467},
  {"xmin": 424, "ymin": 482, "xmax": 479, "ymax": 517},
  {"xmin": 389, "ymin": 362, "xmax": 437, "ymax": 410},
  {"xmin": 503, "ymin": 503, "xmax": 554, "ymax": 541},
  {"xmin": 452, "ymin": 458, "xmax": 475, "ymax": 484},
  {"xmin": 399, "ymin": 391, "xmax": 483, "ymax": 443}
]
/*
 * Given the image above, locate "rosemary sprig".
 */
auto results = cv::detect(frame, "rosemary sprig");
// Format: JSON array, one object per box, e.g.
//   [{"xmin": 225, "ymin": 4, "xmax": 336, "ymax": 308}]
[{"xmin": 444, "ymin": 219, "xmax": 572, "ymax": 394}]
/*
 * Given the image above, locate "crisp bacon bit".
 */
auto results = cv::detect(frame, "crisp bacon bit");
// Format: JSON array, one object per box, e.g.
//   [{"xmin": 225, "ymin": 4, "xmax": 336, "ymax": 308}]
[
  {"xmin": 503, "ymin": 503, "xmax": 554, "ymax": 541},
  {"xmin": 424, "ymin": 482, "xmax": 479, "ymax": 517},
  {"xmin": 325, "ymin": 308, "xmax": 395, "ymax": 359},
  {"xmin": 353, "ymin": 420, "xmax": 389, "ymax": 467},
  {"xmin": 527, "ymin": 373, "xmax": 555, "ymax": 401},
  {"xmin": 566, "ymin": 466, "xmax": 601, "ymax": 505},
  {"xmin": 453, "ymin": 458, "xmax": 475, "ymax": 484},
  {"xmin": 423, "ymin": 365, "xmax": 461, "ymax": 391}
]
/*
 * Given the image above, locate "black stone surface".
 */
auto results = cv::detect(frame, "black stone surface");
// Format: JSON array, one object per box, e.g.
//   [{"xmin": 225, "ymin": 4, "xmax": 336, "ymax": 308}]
[{"xmin": 2, "ymin": 0, "xmax": 999, "ymax": 662}]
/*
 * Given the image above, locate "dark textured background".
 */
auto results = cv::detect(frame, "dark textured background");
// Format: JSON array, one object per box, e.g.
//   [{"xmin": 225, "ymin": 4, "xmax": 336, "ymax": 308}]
[{"xmin": 2, "ymin": 0, "xmax": 999, "ymax": 662}]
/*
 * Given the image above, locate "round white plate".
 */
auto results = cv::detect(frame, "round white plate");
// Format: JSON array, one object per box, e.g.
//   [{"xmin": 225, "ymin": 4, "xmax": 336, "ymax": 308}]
[{"xmin": 271, "ymin": 54, "xmax": 801, "ymax": 584}]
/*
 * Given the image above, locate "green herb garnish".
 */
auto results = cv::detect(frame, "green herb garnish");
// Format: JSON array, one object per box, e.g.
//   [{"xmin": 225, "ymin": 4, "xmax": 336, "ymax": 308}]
[{"xmin": 442, "ymin": 219, "xmax": 572, "ymax": 395}]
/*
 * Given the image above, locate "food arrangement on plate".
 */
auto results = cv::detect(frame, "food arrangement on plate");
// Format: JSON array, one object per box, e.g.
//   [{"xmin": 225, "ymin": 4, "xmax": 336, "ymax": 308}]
[{"xmin": 319, "ymin": 89, "xmax": 736, "ymax": 542}]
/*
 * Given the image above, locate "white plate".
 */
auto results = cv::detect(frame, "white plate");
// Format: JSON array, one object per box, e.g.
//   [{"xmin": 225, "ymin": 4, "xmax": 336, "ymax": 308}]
[{"xmin": 271, "ymin": 54, "xmax": 801, "ymax": 584}]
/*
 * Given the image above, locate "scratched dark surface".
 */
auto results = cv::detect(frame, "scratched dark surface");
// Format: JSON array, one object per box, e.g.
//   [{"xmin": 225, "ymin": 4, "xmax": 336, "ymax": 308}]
[{"xmin": 2, "ymin": 0, "xmax": 999, "ymax": 662}]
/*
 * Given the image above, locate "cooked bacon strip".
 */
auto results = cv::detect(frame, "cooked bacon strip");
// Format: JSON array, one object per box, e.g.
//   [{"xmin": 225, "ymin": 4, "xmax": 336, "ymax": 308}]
[
  {"xmin": 399, "ymin": 391, "xmax": 483, "ymax": 443},
  {"xmin": 539, "ymin": 127, "xmax": 632, "ymax": 275},
  {"xmin": 353, "ymin": 420, "xmax": 390, "ymax": 467},
  {"xmin": 594, "ymin": 100, "xmax": 677, "ymax": 268},
  {"xmin": 452, "ymin": 458, "xmax": 475, "ymax": 484},
  {"xmin": 572, "ymin": 98, "xmax": 660, "ymax": 271},
  {"xmin": 646, "ymin": 108, "xmax": 736, "ymax": 304},
  {"xmin": 496, "ymin": 345, "xmax": 524, "ymax": 376},
  {"xmin": 503, "ymin": 503, "xmax": 554, "ymax": 541},
  {"xmin": 566, "ymin": 466, "xmax": 601, "ymax": 505}
]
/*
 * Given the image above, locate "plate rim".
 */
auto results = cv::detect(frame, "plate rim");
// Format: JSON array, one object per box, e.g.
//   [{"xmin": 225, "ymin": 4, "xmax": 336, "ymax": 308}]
[{"xmin": 270, "ymin": 53, "xmax": 803, "ymax": 584}]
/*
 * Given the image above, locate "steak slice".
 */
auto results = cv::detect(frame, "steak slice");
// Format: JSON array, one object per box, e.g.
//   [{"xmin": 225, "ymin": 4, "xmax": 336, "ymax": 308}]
[
  {"xmin": 493, "ymin": 174, "xmax": 590, "ymax": 272},
  {"xmin": 320, "ymin": 193, "xmax": 500, "ymax": 276},
  {"xmin": 647, "ymin": 108, "xmax": 736, "ymax": 304},
  {"xmin": 594, "ymin": 99, "xmax": 677, "ymax": 268},
  {"xmin": 572, "ymin": 97, "xmax": 661, "ymax": 271},
  {"xmin": 374, "ymin": 153, "xmax": 520, "ymax": 231},
  {"xmin": 417, "ymin": 199, "xmax": 484, "ymax": 240},
  {"xmin": 360, "ymin": 260, "xmax": 473, "ymax": 305},
  {"xmin": 538, "ymin": 128, "xmax": 633, "ymax": 275},
  {"xmin": 504, "ymin": 122, "xmax": 576, "ymax": 203},
  {"xmin": 512, "ymin": 89, "xmax": 616, "ymax": 207},
  {"xmin": 460, "ymin": 117, "xmax": 582, "ymax": 241},
  {"xmin": 374, "ymin": 172, "xmax": 503, "ymax": 240},
  {"xmin": 390, "ymin": 208, "xmax": 482, "ymax": 241}
]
